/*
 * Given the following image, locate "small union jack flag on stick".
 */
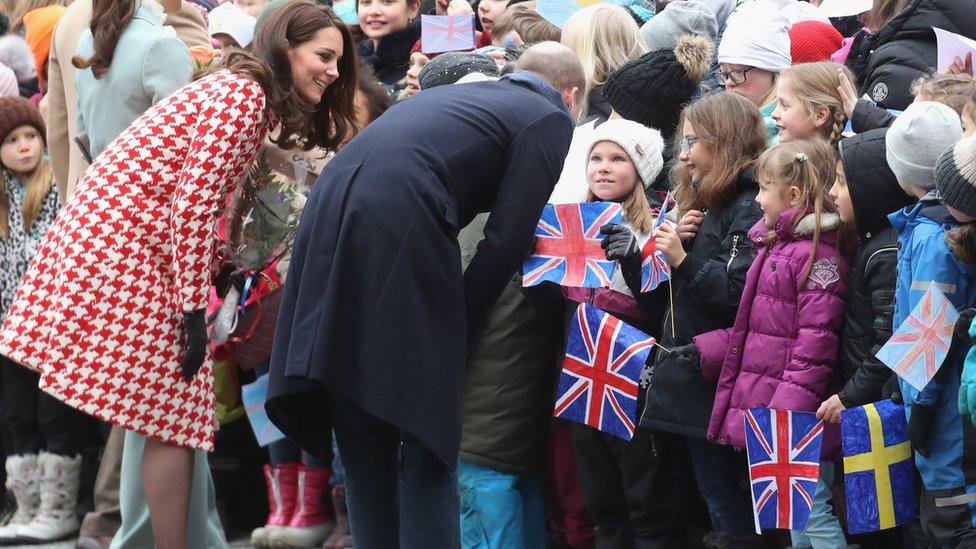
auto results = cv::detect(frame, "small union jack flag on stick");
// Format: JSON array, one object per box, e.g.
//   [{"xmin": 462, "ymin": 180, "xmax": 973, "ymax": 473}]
[
  {"xmin": 640, "ymin": 193, "xmax": 672, "ymax": 293},
  {"xmin": 744, "ymin": 408, "xmax": 825, "ymax": 534},
  {"xmin": 421, "ymin": 14, "xmax": 476, "ymax": 54},
  {"xmin": 553, "ymin": 303, "xmax": 656, "ymax": 440},
  {"xmin": 523, "ymin": 202, "xmax": 622, "ymax": 289},
  {"xmin": 876, "ymin": 283, "xmax": 959, "ymax": 392}
]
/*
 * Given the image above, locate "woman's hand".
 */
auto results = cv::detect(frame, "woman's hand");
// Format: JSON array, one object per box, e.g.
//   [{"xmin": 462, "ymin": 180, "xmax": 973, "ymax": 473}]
[
  {"xmin": 675, "ymin": 210, "xmax": 703, "ymax": 241},
  {"xmin": 654, "ymin": 222, "xmax": 687, "ymax": 267},
  {"xmin": 837, "ymin": 68, "xmax": 858, "ymax": 120},
  {"xmin": 816, "ymin": 394, "xmax": 847, "ymax": 424}
]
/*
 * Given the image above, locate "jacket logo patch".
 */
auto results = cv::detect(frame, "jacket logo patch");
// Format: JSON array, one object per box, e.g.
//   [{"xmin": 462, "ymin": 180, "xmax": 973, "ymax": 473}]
[
  {"xmin": 807, "ymin": 258, "xmax": 840, "ymax": 290},
  {"xmin": 872, "ymin": 82, "xmax": 888, "ymax": 103}
]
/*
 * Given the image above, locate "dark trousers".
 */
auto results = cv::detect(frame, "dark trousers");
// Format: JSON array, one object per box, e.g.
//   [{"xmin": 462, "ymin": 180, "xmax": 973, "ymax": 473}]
[
  {"xmin": 329, "ymin": 392, "xmax": 459, "ymax": 549},
  {"xmin": 571, "ymin": 424, "xmax": 684, "ymax": 549},
  {"xmin": 685, "ymin": 436, "xmax": 758, "ymax": 537},
  {"xmin": 1, "ymin": 356, "xmax": 86, "ymax": 456}
]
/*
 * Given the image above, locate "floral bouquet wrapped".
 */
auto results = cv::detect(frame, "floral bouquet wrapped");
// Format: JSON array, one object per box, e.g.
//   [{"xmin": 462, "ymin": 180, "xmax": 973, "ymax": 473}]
[{"xmin": 212, "ymin": 151, "xmax": 307, "ymax": 368}]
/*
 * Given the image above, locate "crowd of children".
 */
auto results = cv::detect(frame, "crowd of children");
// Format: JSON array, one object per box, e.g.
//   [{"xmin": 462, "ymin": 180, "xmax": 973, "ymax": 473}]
[{"xmin": 0, "ymin": 0, "xmax": 975, "ymax": 548}]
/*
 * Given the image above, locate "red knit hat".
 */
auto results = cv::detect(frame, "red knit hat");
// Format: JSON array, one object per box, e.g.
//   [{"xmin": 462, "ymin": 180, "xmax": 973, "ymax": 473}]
[{"xmin": 788, "ymin": 21, "xmax": 843, "ymax": 65}]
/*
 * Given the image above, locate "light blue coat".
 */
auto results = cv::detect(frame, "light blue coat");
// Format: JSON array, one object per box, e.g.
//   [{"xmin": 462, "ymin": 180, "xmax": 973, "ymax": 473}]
[{"xmin": 74, "ymin": 3, "xmax": 191, "ymax": 159}]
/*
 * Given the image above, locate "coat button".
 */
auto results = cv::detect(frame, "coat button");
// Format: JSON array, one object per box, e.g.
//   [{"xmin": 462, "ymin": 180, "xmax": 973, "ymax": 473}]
[{"xmin": 731, "ymin": 348, "xmax": 738, "ymax": 354}]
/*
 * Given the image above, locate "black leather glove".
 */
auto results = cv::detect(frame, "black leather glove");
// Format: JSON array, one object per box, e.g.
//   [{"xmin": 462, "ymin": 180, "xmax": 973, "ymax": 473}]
[
  {"xmin": 908, "ymin": 402, "xmax": 937, "ymax": 458},
  {"xmin": 214, "ymin": 265, "xmax": 245, "ymax": 299},
  {"xmin": 600, "ymin": 224, "xmax": 640, "ymax": 266},
  {"xmin": 180, "ymin": 309, "xmax": 208, "ymax": 381},
  {"xmin": 671, "ymin": 343, "xmax": 700, "ymax": 371},
  {"xmin": 882, "ymin": 374, "xmax": 902, "ymax": 405}
]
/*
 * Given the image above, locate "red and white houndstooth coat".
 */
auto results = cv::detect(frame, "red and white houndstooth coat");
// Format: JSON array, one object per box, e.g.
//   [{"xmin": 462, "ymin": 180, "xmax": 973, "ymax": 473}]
[{"xmin": 0, "ymin": 70, "xmax": 273, "ymax": 450}]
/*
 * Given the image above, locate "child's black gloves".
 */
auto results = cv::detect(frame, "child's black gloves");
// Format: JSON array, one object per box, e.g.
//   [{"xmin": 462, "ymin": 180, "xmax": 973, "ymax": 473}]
[
  {"xmin": 180, "ymin": 309, "xmax": 208, "ymax": 381},
  {"xmin": 600, "ymin": 224, "xmax": 640, "ymax": 267},
  {"xmin": 908, "ymin": 402, "xmax": 937, "ymax": 458},
  {"xmin": 670, "ymin": 343, "xmax": 701, "ymax": 372}
]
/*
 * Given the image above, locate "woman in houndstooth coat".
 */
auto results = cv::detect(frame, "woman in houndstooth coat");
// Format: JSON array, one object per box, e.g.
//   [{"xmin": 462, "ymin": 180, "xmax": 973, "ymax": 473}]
[{"xmin": 0, "ymin": 2, "xmax": 358, "ymax": 545}]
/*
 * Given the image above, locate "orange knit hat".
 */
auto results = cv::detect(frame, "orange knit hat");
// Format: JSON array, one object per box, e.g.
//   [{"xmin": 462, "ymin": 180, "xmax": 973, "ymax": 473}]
[{"xmin": 23, "ymin": 5, "xmax": 67, "ymax": 83}]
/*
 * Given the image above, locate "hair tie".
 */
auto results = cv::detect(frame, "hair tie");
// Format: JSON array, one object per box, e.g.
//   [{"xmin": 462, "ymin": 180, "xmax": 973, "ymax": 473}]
[{"xmin": 795, "ymin": 153, "xmax": 808, "ymax": 164}]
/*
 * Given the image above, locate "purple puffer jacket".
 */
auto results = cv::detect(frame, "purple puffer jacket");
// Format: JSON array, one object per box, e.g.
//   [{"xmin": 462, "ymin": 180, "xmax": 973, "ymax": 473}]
[{"xmin": 694, "ymin": 207, "xmax": 848, "ymax": 449}]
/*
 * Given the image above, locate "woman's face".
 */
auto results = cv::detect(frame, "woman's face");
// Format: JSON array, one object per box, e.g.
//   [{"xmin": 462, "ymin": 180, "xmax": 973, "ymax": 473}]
[
  {"xmin": 677, "ymin": 120, "xmax": 714, "ymax": 184},
  {"xmin": 478, "ymin": 0, "xmax": 508, "ymax": 33},
  {"xmin": 358, "ymin": 0, "xmax": 419, "ymax": 41},
  {"xmin": 287, "ymin": 26, "xmax": 344, "ymax": 104},
  {"xmin": 721, "ymin": 63, "xmax": 776, "ymax": 108},
  {"xmin": 0, "ymin": 125, "xmax": 42, "ymax": 175}
]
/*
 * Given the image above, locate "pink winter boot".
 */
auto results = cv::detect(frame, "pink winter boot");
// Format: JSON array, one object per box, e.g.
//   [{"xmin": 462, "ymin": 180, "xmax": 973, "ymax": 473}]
[
  {"xmin": 250, "ymin": 464, "xmax": 298, "ymax": 548},
  {"xmin": 268, "ymin": 466, "xmax": 335, "ymax": 548},
  {"xmin": 322, "ymin": 484, "xmax": 353, "ymax": 549}
]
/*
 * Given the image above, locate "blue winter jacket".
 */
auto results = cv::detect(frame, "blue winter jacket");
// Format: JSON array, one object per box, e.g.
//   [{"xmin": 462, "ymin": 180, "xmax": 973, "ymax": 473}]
[{"xmin": 889, "ymin": 193, "xmax": 976, "ymax": 491}]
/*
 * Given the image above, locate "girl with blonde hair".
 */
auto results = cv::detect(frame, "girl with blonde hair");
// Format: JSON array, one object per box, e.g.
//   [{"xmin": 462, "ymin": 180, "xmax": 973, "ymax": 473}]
[{"xmin": 772, "ymin": 61, "xmax": 855, "ymax": 146}]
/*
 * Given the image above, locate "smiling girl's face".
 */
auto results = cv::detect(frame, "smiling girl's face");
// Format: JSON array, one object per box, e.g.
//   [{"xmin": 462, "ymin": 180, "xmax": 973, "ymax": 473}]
[{"xmin": 358, "ymin": 0, "xmax": 420, "ymax": 43}]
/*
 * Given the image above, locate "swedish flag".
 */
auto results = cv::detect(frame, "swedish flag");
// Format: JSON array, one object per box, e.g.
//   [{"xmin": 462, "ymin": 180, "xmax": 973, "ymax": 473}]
[{"xmin": 841, "ymin": 399, "xmax": 918, "ymax": 534}]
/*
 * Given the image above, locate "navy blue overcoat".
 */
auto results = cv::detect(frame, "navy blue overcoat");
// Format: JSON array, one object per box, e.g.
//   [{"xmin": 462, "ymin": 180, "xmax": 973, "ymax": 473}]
[{"xmin": 266, "ymin": 72, "xmax": 575, "ymax": 466}]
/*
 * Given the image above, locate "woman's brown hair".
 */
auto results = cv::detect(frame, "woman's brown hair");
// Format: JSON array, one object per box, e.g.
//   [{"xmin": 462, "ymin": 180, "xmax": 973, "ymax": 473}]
[
  {"xmin": 866, "ymin": 0, "xmax": 909, "ymax": 33},
  {"xmin": 672, "ymin": 92, "xmax": 767, "ymax": 214},
  {"xmin": 215, "ymin": 1, "xmax": 359, "ymax": 151},
  {"xmin": 70, "ymin": 0, "xmax": 136, "ymax": 79}
]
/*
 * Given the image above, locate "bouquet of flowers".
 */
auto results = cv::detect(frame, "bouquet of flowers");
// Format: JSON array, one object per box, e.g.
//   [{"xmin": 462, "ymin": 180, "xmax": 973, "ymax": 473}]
[{"xmin": 212, "ymin": 151, "xmax": 307, "ymax": 368}]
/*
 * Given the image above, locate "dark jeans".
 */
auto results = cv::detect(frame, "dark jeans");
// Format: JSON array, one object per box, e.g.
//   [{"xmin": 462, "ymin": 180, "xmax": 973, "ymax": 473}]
[
  {"xmin": 571, "ymin": 424, "xmax": 685, "ymax": 549},
  {"xmin": 685, "ymin": 436, "xmax": 758, "ymax": 537},
  {"xmin": 329, "ymin": 392, "xmax": 459, "ymax": 549},
  {"xmin": 1, "ymin": 356, "xmax": 86, "ymax": 456}
]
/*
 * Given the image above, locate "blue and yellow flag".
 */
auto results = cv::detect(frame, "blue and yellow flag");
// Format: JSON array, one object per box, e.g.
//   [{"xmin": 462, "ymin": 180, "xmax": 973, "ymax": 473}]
[{"xmin": 841, "ymin": 400, "xmax": 918, "ymax": 534}]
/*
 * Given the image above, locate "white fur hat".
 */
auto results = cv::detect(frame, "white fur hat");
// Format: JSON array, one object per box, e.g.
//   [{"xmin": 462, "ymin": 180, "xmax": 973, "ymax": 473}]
[
  {"xmin": 209, "ymin": 3, "xmax": 257, "ymax": 47},
  {"xmin": 0, "ymin": 35, "xmax": 35, "ymax": 81},
  {"xmin": 587, "ymin": 119, "xmax": 665, "ymax": 188},
  {"xmin": 718, "ymin": 0, "xmax": 792, "ymax": 72}
]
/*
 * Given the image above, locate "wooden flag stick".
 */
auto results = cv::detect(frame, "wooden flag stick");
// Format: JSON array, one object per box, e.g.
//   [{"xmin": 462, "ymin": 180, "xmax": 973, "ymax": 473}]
[
  {"xmin": 668, "ymin": 278, "xmax": 676, "ymax": 338},
  {"xmin": 654, "ymin": 341, "xmax": 671, "ymax": 353}
]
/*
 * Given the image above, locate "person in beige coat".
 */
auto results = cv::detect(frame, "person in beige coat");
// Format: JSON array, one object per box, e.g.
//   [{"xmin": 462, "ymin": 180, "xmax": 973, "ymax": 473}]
[
  {"xmin": 45, "ymin": 0, "xmax": 209, "ymax": 200},
  {"xmin": 44, "ymin": 5, "xmax": 210, "ymax": 549}
]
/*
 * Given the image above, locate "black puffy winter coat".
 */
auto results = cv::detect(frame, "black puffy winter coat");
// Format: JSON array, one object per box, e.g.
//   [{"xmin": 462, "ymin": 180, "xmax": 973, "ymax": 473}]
[
  {"xmin": 639, "ymin": 168, "xmax": 763, "ymax": 437},
  {"xmin": 846, "ymin": 0, "xmax": 976, "ymax": 111},
  {"xmin": 835, "ymin": 129, "xmax": 915, "ymax": 408}
]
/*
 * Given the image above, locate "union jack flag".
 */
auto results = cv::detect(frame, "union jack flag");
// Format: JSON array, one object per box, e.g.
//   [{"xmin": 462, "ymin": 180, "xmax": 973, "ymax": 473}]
[
  {"xmin": 876, "ymin": 283, "xmax": 959, "ymax": 392},
  {"xmin": 523, "ymin": 202, "xmax": 622, "ymax": 288},
  {"xmin": 421, "ymin": 14, "xmax": 476, "ymax": 54},
  {"xmin": 553, "ymin": 303, "xmax": 655, "ymax": 440},
  {"xmin": 744, "ymin": 408, "xmax": 825, "ymax": 534},
  {"xmin": 639, "ymin": 194, "xmax": 672, "ymax": 293}
]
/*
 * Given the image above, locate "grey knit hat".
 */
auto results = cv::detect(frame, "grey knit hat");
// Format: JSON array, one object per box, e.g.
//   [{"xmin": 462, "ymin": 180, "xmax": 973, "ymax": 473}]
[
  {"xmin": 886, "ymin": 101, "xmax": 962, "ymax": 189},
  {"xmin": 418, "ymin": 53, "xmax": 499, "ymax": 90},
  {"xmin": 936, "ymin": 135, "xmax": 976, "ymax": 218},
  {"xmin": 640, "ymin": 0, "xmax": 718, "ymax": 52}
]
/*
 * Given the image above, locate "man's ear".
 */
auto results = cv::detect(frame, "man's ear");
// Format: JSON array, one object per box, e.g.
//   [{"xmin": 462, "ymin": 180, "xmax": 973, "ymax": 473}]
[{"xmin": 562, "ymin": 86, "xmax": 580, "ymax": 118}]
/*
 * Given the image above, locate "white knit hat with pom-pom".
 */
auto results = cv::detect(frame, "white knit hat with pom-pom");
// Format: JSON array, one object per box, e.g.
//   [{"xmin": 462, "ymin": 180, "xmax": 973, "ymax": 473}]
[{"xmin": 587, "ymin": 119, "xmax": 665, "ymax": 188}]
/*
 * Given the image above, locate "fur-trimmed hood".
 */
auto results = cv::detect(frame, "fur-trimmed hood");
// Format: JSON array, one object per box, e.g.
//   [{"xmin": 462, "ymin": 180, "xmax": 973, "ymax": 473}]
[
  {"xmin": 0, "ymin": 35, "xmax": 34, "ymax": 82},
  {"xmin": 747, "ymin": 207, "xmax": 842, "ymax": 245}
]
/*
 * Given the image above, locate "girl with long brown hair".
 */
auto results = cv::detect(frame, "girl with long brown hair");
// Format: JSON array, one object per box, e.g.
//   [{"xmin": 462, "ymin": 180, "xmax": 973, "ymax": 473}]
[
  {"xmin": 640, "ymin": 91, "xmax": 770, "ymax": 547},
  {"xmin": 0, "ymin": 3, "xmax": 358, "ymax": 549}
]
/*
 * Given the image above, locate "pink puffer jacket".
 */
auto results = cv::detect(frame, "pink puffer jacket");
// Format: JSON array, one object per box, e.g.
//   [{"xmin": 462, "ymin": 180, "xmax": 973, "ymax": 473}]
[{"xmin": 694, "ymin": 208, "xmax": 848, "ymax": 449}]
